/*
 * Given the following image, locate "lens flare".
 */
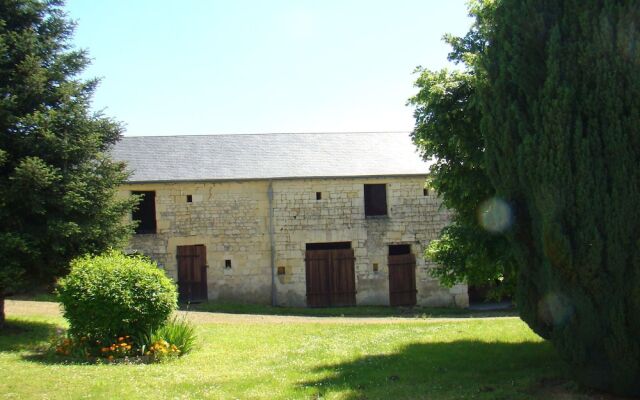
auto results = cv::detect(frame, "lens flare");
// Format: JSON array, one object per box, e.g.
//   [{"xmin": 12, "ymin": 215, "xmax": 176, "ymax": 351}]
[
  {"xmin": 477, "ymin": 197, "xmax": 513, "ymax": 233},
  {"xmin": 538, "ymin": 292, "xmax": 573, "ymax": 327}
]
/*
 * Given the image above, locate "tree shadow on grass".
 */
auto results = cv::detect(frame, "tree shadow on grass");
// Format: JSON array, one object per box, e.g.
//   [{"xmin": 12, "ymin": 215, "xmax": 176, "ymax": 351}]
[
  {"xmin": 0, "ymin": 319, "xmax": 88, "ymax": 365},
  {"xmin": 0, "ymin": 318, "xmax": 58, "ymax": 353},
  {"xmin": 299, "ymin": 340, "xmax": 578, "ymax": 400}
]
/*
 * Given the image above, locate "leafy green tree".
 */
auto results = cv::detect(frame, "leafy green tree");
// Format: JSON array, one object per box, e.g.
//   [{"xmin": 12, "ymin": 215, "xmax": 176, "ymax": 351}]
[
  {"xmin": 481, "ymin": 0, "xmax": 640, "ymax": 395},
  {"xmin": 409, "ymin": 0, "xmax": 515, "ymax": 300},
  {"xmin": 0, "ymin": 0, "xmax": 135, "ymax": 328}
]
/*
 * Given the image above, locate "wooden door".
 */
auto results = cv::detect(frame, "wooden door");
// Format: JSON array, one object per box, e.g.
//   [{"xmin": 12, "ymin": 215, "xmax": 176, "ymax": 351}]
[
  {"xmin": 305, "ymin": 250, "xmax": 332, "ymax": 307},
  {"xmin": 330, "ymin": 249, "xmax": 356, "ymax": 306},
  {"xmin": 305, "ymin": 248, "xmax": 356, "ymax": 307},
  {"xmin": 177, "ymin": 245, "xmax": 208, "ymax": 302},
  {"xmin": 388, "ymin": 253, "xmax": 417, "ymax": 306}
]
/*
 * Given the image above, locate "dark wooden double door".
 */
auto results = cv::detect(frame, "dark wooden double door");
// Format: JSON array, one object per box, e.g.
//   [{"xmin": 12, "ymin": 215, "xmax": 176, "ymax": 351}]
[
  {"xmin": 388, "ymin": 253, "xmax": 417, "ymax": 306},
  {"xmin": 305, "ymin": 249, "xmax": 356, "ymax": 307},
  {"xmin": 177, "ymin": 245, "xmax": 208, "ymax": 302}
]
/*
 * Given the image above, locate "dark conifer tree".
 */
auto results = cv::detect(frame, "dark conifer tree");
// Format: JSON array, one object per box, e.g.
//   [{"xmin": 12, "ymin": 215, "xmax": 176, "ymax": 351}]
[
  {"xmin": 0, "ymin": 0, "xmax": 135, "ymax": 327},
  {"xmin": 481, "ymin": 0, "xmax": 640, "ymax": 395}
]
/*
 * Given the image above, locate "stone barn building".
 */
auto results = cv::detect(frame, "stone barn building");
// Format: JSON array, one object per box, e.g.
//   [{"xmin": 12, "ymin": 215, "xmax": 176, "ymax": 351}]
[{"xmin": 112, "ymin": 132, "xmax": 468, "ymax": 308}]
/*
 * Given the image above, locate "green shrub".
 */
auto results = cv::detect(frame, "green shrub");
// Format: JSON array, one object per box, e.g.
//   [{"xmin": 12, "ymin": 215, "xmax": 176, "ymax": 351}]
[{"xmin": 57, "ymin": 251, "xmax": 177, "ymax": 342}]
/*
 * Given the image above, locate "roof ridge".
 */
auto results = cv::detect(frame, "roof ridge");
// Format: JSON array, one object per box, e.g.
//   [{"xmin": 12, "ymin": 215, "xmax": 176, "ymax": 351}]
[{"xmin": 121, "ymin": 131, "xmax": 411, "ymax": 139}]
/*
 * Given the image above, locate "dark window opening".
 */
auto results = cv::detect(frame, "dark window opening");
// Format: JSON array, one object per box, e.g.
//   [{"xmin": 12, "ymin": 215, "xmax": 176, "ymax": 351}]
[
  {"xmin": 277, "ymin": 266, "xmax": 286, "ymax": 275},
  {"xmin": 372, "ymin": 263, "xmax": 379, "ymax": 272},
  {"xmin": 186, "ymin": 194, "xmax": 193, "ymax": 203},
  {"xmin": 389, "ymin": 244, "xmax": 411, "ymax": 255},
  {"xmin": 132, "ymin": 191, "xmax": 156, "ymax": 234},
  {"xmin": 316, "ymin": 192, "xmax": 322, "ymax": 200},
  {"xmin": 423, "ymin": 188, "xmax": 428, "ymax": 196},
  {"xmin": 364, "ymin": 184, "xmax": 387, "ymax": 216},
  {"xmin": 225, "ymin": 259, "xmax": 232, "ymax": 269},
  {"xmin": 305, "ymin": 242, "xmax": 352, "ymax": 251}
]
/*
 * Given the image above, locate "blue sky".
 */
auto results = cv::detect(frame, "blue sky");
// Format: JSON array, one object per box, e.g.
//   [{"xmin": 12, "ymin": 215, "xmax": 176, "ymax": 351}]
[{"xmin": 65, "ymin": 1, "xmax": 472, "ymax": 136}]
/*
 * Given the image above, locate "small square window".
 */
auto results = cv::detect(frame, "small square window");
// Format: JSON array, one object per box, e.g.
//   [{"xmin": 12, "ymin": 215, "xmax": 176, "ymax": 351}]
[
  {"xmin": 186, "ymin": 194, "xmax": 193, "ymax": 203},
  {"xmin": 423, "ymin": 188, "xmax": 428, "ymax": 196},
  {"xmin": 372, "ymin": 263, "xmax": 379, "ymax": 272},
  {"xmin": 277, "ymin": 266, "xmax": 286, "ymax": 275},
  {"xmin": 316, "ymin": 192, "xmax": 322, "ymax": 200},
  {"xmin": 224, "ymin": 259, "xmax": 232, "ymax": 269}
]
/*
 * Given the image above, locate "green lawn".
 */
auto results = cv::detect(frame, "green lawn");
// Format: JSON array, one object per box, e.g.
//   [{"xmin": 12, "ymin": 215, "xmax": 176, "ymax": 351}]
[
  {"xmin": 0, "ymin": 302, "xmax": 588, "ymax": 400},
  {"xmin": 16, "ymin": 293, "xmax": 518, "ymax": 318},
  {"xmin": 183, "ymin": 300, "xmax": 517, "ymax": 318}
]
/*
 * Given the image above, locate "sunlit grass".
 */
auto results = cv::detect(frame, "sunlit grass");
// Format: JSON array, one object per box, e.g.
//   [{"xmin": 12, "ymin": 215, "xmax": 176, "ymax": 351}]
[
  {"xmin": 184, "ymin": 300, "xmax": 517, "ymax": 318},
  {"xmin": 0, "ymin": 307, "xmax": 572, "ymax": 399}
]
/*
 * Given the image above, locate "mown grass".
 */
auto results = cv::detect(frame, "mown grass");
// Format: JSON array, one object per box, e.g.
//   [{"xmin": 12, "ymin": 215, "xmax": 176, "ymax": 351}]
[
  {"xmin": 183, "ymin": 300, "xmax": 517, "ymax": 319},
  {"xmin": 0, "ymin": 303, "xmax": 588, "ymax": 400},
  {"xmin": 10, "ymin": 292, "xmax": 58, "ymax": 303},
  {"xmin": 14, "ymin": 292, "xmax": 518, "ymax": 318}
]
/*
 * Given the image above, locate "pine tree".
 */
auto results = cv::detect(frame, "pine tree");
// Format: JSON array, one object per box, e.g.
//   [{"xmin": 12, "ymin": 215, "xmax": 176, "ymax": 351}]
[
  {"xmin": 0, "ymin": 0, "xmax": 135, "ymax": 328},
  {"xmin": 481, "ymin": 0, "xmax": 640, "ymax": 394}
]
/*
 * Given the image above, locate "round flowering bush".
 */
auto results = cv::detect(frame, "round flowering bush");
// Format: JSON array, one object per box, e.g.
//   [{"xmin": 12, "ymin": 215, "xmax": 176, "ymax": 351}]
[{"xmin": 57, "ymin": 250, "xmax": 178, "ymax": 344}]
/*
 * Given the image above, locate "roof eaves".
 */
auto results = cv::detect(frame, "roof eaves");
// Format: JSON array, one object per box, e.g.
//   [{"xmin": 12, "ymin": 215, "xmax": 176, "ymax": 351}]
[{"xmin": 123, "ymin": 173, "xmax": 429, "ymax": 185}]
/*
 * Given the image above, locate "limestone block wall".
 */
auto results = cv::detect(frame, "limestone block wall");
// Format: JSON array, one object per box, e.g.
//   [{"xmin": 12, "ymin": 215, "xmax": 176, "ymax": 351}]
[
  {"xmin": 121, "ymin": 176, "xmax": 468, "ymax": 308},
  {"xmin": 121, "ymin": 181, "xmax": 272, "ymax": 303},
  {"xmin": 271, "ymin": 177, "xmax": 467, "ymax": 307}
]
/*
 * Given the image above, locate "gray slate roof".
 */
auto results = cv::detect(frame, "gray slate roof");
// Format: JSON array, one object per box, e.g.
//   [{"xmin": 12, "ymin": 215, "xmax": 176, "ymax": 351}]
[{"xmin": 111, "ymin": 132, "xmax": 431, "ymax": 183}]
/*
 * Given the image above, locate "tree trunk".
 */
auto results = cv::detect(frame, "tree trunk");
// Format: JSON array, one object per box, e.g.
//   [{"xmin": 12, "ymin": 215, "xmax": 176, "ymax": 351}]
[{"xmin": 0, "ymin": 294, "xmax": 4, "ymax": 329}]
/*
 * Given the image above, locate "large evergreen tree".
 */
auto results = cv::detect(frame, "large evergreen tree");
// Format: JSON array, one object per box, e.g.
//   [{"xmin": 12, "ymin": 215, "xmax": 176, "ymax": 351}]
[
  {"xmin": 481, "ymin": 0, "xmax": 640, "ymax": 395},
  {"xmin": 0, "ymin": 0, "xmax": 135, "ymax": 328}
]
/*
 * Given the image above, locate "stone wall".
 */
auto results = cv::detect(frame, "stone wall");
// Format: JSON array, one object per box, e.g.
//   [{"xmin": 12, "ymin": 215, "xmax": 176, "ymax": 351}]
[
  {"xmin": 121, "ymin": 176, "xmax": 468, "ymax": 308},
  {"xmin": 270, "ymin": 177, "xmax": 467, "ymax": 307},
  {"xmin": 121, "ymin": 181, "xmax": 272, "ymax": 303}
]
